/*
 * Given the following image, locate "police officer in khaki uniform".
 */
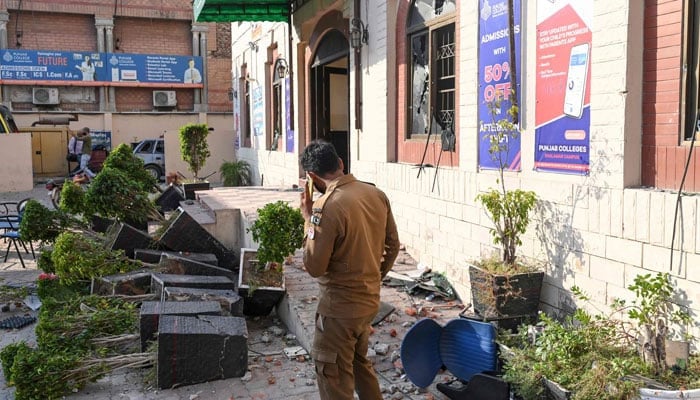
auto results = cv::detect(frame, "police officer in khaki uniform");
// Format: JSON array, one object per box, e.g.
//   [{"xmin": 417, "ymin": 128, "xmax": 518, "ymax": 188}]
[{"xmin": 299, "ymin": 141, "xmax": 400, "ymax": 400}]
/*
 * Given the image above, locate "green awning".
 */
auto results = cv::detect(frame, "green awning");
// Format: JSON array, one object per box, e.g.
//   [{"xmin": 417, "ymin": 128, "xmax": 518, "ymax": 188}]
[{"xmin": 194, "ymin": 0, "xmax": 291, "ymax": 23}]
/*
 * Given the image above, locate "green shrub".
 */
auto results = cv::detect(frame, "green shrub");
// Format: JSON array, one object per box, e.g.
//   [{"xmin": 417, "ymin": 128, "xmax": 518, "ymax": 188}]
[
  {"xmin": 85, "ymin": 167, "xmax": 161, "ymax": 224},
  {"xmin": 0, "ymin": 341, "xmax": 27, "ymax": 382},
  {"xmin": 19, "ymin": 200, "xmax": 73, "ymax": 244},
  {"xmin": 59, "ymin": 180, "xmax": 88, "ymax": 215},
  {"xmin": 51, "ymin": 232, "xmax": 140, "ymax": 286},
  {"xmin": 100, "ymin": 143, "xmax": 157, "ymax": 192},
  {"xmin": 179, "ymin": 123, "xmax": 211, "ymax": 180},
  {"xmin": 248, "ymin": 200, "xmax": 305, "ymax": 266},
  {"xmin": 219, "ymin": 159, "xmax": 252, "ymax": 186},
  {"xmin": 10, "ymin": 345, "xmax": 79, "ymax": 400}
]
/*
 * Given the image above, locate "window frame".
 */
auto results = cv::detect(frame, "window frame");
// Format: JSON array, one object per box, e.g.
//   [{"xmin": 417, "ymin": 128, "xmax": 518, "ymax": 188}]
[
  {"xmin": 684, "ymin": 0, "xmax": 700, "ymax": 141},
  {"xmin": 405, "ymin": 8, "xmax": 456, "ymax": 143}
]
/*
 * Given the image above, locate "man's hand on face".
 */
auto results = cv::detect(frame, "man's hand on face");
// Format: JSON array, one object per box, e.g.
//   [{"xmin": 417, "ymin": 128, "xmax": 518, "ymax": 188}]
[{"xmin": 300, "ymin": 178, "xmax": 313, "ymax": 221}]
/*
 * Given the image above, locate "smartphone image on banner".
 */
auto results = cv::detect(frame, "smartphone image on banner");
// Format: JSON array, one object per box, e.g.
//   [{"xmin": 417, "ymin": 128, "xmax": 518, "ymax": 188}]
[{"xmin": 563, "ymin": 42, "xmax": 590, "ymax": 119}]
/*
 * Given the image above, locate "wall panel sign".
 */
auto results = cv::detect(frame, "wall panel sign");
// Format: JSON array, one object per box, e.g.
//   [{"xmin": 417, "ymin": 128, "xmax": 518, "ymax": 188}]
[
  {"xmin": 0, "ymin": 49, "xmax": 203, "ymax": 87},
  {"xmin": 252, "ymin": 87, "xmax": 264, "ymax": 137},
  {"xmin": 285, "ymin": 77, "xmax": 294, "ymax": 153},
  {"xmin": 534, "ymin": 0, "xmax": 592, "ymax": 174},
  {"xmin": 478, "ymin": 0, "xmax": 522, "ymax": 171}
]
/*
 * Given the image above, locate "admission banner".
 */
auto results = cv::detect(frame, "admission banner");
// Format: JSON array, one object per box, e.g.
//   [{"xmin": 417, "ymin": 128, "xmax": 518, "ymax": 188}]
[
  {"xmin": 0, "ymin": 49, "xmax": 203, "ymax": 87},
  {"xmin": 534, "ymin": 0, "xmax": 592, "ymax": 174},
  {"xmin": 478, "ymin": 0, "xmax": 522, "ymax": 170}
]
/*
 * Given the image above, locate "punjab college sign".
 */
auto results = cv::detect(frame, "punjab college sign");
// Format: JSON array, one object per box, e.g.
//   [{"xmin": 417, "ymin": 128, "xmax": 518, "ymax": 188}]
[{"xmin": 0, "ymin": 49, "xmax": 203, "ymax": 87}]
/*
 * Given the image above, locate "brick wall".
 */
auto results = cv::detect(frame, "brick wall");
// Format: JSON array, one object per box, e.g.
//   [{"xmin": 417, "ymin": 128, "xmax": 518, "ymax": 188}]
[
  {"xmin": 642, "ymin": 0, "xmax": 700, "ymax": 191},
  {"xmin": 2, "ymin": 2, "xmax": 232, "ymax": 113}
]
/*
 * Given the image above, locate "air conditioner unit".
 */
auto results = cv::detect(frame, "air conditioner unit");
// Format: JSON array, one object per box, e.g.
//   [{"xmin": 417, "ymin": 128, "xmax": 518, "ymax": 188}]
[
  {"xmin": 153, "ymin": 90, "xmax": 177, "ymax": 107},
  {"xmin": 32, "ymin": 88, "xmax": 60, "ymax": 105}
]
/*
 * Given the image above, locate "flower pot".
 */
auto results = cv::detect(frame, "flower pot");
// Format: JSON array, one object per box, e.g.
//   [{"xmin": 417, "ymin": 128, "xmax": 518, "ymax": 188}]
[
  {"xmin": 468, "ymin": 264, "xmax": 544, "ymax": 320},
  {"xmin": 238, "ymin": 248, "xmax": 285, "ymax": 317},
  {"xmin": 182, "ymin": 181, "xmax": 210, "ymax": 200}
]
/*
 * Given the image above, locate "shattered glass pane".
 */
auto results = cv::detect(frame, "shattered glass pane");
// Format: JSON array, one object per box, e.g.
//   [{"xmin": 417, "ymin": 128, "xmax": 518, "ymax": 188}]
[
  {"xmin": 411, "ymin": 32, "xmax": 430, "ymax": 136},
  {"xmin": 409, "ymin": 0, "xmax": 457, "ymax": 28}
]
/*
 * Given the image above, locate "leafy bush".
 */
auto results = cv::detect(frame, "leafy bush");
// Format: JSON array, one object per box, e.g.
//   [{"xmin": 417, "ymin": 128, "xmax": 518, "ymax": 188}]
[
  {"xmin": 10, "ymin": 344, "xmax": 80, "ymax": 400},
  {"xmin": 19, "ymin": 200, "xmax": 74, "ymax": 244},
  {"xmin": 100, "ymin": 143, "xmax": 157, "ymax": 192},
  {"xmin": 219, "ymin": 159, "xmax": 252, "ymax": 187},
  {"xmin": 51, "ymin": 232, "xmax": 140, "ymax": 286},
  {"xmin": 59, "ymin": 180, "xmax": 88, "ymax": 215},
  {"xmin": 85, "ymin": 167, "xmax": 161, "ymax": 224},
  {"xmin": 248, "ymin": 200, "xmax": 305, "ymax": 266},
  {"xmin": 0, "ymin": 341, "xmax": 25, "ymax": 382}
]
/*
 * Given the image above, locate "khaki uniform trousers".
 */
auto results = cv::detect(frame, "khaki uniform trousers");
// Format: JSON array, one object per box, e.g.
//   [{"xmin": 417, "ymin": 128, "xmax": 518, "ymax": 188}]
[{"xmin": 311, "ymin": 313, "xmax": 382, "ymax": 400}]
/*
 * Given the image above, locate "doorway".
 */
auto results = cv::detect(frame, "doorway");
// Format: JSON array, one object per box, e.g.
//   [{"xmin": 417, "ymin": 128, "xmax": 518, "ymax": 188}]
[{"xmin": 310, "ymin": 29, "xmax": 350, "ymax": 173}]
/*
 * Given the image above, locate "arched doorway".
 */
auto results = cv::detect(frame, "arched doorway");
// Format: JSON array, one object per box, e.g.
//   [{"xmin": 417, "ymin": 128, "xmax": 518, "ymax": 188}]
[{"xmin": 310, "ymin": 29, "xmax": 350, "ymax": 173}]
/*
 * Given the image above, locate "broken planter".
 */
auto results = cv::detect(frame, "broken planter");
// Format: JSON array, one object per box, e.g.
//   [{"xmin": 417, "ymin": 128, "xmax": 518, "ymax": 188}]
[{"xmin": 238, "ymin": 248, "xmax": 285, "ymax": 317}]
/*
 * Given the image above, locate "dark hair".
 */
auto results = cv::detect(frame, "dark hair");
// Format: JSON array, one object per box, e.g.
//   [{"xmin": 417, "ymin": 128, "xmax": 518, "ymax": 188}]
[{"xmin": 300, "ymin": 140, "xmax": 340, "ymax": 176}]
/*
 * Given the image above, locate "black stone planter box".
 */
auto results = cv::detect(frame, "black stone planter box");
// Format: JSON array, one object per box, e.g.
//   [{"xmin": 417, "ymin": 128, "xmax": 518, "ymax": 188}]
[
  {"xmin": 158, "ymin": 254, "xmax": 236, "ymax": 281},
  {"xmin": 155, "ymin": 185, "xmax": 185, "ymax": 212},
  {"xmin": 140, "ymin": 300, "xmax": 222, "ymax": 351},
  {"xmin": 238, "ymin": 248, "xmax": 285, "ymax": 317},
  {"xmin": 468, "ymin": 264, "xmax": 544, "ymax": 322},
  {"xmin": 150, "ymin": 273, "xmax": 236, "ymax": 298},
  {"xmin": 91, "ymin": 269, "xmax": 153, "ymax": 296},
  {"xmin": 105, "ymin": 222, "xmax": 159, "ymax": 258},
  {"xmin": 133, "ymin": 249, "xmax": 218, "ymax": 266},
  {"xmin": 164, "ymin": 287, "xmax": 244, "ymax": 316},
  {"xmin": 157, "ymin": 209, "xmax": 237, "ymax": 269},
  {"xmin": 182, "ymin": 181, "xmax": 210, "ymax": 201},
  {"xmin": 157, "ymin": 315, "xmax": 248, "ymax": 389}
]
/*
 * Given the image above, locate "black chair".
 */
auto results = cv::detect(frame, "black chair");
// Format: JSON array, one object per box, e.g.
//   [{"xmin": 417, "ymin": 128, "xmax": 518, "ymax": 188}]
[
  {"xmin": 0, "ymin": 198, "xmax": 28, "ymax": 228},
  {"xmin": 0, "ymin": 207, "xmax": 35, "ymax": 268}
]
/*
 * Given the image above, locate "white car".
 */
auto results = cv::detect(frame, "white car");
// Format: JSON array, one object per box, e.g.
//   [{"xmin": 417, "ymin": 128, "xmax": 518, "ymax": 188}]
[{"xmin": 133, "ymin": 138, "xmax": 165, "ymax": 180}]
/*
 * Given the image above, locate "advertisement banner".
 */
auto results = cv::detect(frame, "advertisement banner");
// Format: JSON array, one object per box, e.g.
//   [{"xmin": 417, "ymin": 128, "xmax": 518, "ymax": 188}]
[
  {"xmin": 285, "ymin": 77, "xmax": 294, "ymax": 153},
  {"xmin": 0, "ymin": 50, "xmax": 104, "ymax": 82},
  {"xmin": 90, "ymin": 130, "xmax": 112, "ymax": 151},
  {"xmin": 478, "ymin": 0, "xmax": 522, "ymax": 171},
  {"xmin": 0, "ymin": 49, "xmax": 203, "ymax": 87},
  {"xmin": 252, "ymin": 86, "xmax": 264, "ymax": 137},
  {"xmin": 534, "ymin": 0, "xmax": 592, "ymax": 174}
]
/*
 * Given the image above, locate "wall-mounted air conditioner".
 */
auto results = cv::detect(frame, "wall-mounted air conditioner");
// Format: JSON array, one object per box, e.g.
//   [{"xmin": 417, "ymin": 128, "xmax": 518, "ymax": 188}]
[
  {"xmin": 32, "ymin": 88, "xmax": 60, "ymax": 105},
  {"xmin": 153, "ymin": 90, "xmax": 177, "ymax": 107}
]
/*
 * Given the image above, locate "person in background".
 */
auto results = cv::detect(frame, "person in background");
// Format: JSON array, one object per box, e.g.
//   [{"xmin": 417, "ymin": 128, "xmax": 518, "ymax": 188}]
[
  {"xmin": 299, "ymin": 140, "xmax": 401, "ymax": 400},
  {"xmin": 75, "ymin": 127, "xmax": 95, "ymax": 179},
  {"xmin": 76, "ymin": 55, "xmax": 95, "ymax": 81},
  {"xmin": 66, "ymin": 131, "xmax": 80, "ymax": 173}
]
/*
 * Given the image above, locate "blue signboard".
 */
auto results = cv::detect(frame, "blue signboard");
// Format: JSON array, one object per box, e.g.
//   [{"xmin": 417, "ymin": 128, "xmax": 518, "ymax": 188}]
[
  {"xmin": 90, "ymin": 130, "xmax": 112, "ymax": 151},
  {"xmin": 103, "ymin": 53, "xmax": 203, "ymax": 84},
  {"xmin": 0, "ymin": 49, "xmax": 203, "ymax": 86},
  {"xmin": 1, "ymin": 50, "xmax": 104, "ymax": 82},
  {"xmin": 477, "ymin": 0, "xmax": 522, "ymax": 171}
]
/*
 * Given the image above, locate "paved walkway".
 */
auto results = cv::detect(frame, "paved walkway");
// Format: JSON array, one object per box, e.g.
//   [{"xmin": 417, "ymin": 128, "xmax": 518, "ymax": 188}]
[{"xmin": 0, "ymin": 185, "xmax": 466, "ymax": 400}]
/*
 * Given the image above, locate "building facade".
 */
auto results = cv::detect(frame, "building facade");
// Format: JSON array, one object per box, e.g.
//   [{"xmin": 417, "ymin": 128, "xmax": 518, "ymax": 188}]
[
  {"xmin": 0, "ymin": 0, "xmax": 234, "ymax": 181},
  {"xmin": 230, "ymin": 0, "xmax": 700, "ymax": 344}
]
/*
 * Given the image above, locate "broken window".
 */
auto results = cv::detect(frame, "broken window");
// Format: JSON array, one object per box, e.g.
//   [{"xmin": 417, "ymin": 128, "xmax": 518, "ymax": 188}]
[{"xmin": 407, "ymin": 0, "xmax": 456, "ymax": 140}]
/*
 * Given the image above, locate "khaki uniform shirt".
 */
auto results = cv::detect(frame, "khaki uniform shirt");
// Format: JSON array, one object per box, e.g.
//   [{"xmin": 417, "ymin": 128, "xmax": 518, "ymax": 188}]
[{"xmin": 303, "ymin": 174, "xmax": 400, "ymax": 319}]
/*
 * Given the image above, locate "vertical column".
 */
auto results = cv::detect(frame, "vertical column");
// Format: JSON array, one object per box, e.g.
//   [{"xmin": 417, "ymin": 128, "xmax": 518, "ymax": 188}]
[
  {"xmin": 95, "ymin": 18, "xmax": 114, "ymax": 112},
  {"xmin": 0, "ymin": 11, "xmax": 10, "ymax": 106},
  {"xmin": 192, "ymin": 24, "xmax": 208, "ymax": 112},
  {"xmin": 105, "ymin": 24, "xmax": 116, "ymax": 112}
]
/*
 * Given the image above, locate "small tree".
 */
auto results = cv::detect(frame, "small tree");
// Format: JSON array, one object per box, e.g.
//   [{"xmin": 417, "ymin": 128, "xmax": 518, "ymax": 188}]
[
  {"xmin": 248, "ymin": 201, "xmax": 305, "ymax": 267},
  {"xmin": 475, "ymin": 92, "xmax": 537, "ymax": 267},
  {"xmin": 179, "ymin": 123, "xmax": 211, "ymax": 181}
]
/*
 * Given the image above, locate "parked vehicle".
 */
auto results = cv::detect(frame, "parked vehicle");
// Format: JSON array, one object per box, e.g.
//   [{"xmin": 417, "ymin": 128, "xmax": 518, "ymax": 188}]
[{"xmin": 133, "ymin": 138, "xmax": 165, "ymax": 180}]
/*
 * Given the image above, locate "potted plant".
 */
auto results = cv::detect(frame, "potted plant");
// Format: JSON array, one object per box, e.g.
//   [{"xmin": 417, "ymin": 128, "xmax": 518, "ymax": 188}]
[
  {"xmin": 240, "ymin": 200, "xmax": 305, "ymax": 316},
  {"xmin": 469, "ymin": 91, "xmax": 541, "ymax": 328},
  {"xmin": 501, "ymin": 273, "xmax": 700, "ymax": 400},
  {"xmin": 219, "ymin": 159, "xmax": 252, "ymax": 187},
  {"xmin": 179, "ymin": 123, "xmax": 212, "ymax": 200}
]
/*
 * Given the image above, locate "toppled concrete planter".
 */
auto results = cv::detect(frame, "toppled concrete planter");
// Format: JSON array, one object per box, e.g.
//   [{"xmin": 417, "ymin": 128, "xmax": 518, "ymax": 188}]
[
  {"xmin": 91, "ymin": 269, "xmax": 153, "ymax": 296},
  {"xmin": 158, "ymin": 254, "xmax": 236, "ymax": 282},
  {"xmin": 155, "ymin": 185, "xmax": 185, "ymax": 212},
  {"xmin": 150, "ymin": 273, "xmax": 236, "ymax": 298},
  {"xmin": 157, "ymin": 314, "xmax": 248, "ymax": 389},
  {"xmin": 133, "ymin": 249, "xmax": 218, "ymax": 266},
  {"xmin": 105, "ymin": 222, "xmax": 159, "ymax": 258},
  {"xmin": 139, "ymin": 300, "xmax": 222, "ymax": 351},
  {"xmin": 164, "ymin": 286, "xmax": 244, "ymax": 316},
  {"xmin": 157, "ymin": 209, "xmax": 237, "ymax": 269}
]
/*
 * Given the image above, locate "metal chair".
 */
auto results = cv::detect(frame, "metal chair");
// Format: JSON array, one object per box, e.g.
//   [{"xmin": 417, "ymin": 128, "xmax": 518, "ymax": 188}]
[
  {"xmin": 0, "ymin": 199, "xmax": 29, "ymax": 231},
  {"xmin": 0, "ymin": 207, "xmax": 35, "ymax": 268}
]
